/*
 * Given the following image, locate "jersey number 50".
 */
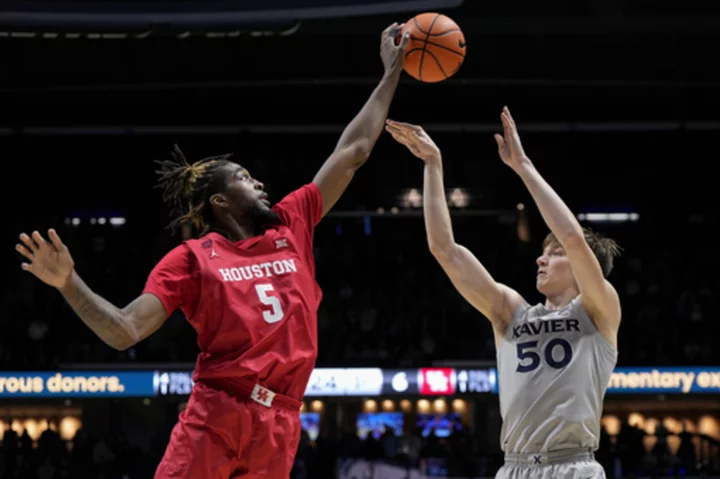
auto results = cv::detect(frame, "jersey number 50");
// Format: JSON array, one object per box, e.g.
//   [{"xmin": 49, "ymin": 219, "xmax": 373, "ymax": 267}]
[
  {"xmin": 255, "ymin": 284, "xmax": 285, "ymax": 324},
  {"xmin": 516, "ymin": 339, "xmax": 572, "ymax": 372}
]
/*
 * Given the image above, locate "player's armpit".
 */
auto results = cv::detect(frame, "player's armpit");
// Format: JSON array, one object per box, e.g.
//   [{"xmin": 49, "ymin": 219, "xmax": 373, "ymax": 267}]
[
  {"xmin": 433, "ymin": 244, "xmax": 527, "ymax": 333},
  {"xmin": 119, "ymin": 293, "xmax": 172, "ymax": 348}
]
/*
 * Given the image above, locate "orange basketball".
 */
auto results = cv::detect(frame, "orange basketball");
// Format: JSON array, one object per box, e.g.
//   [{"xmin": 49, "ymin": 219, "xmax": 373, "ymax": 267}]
[{"xmin": 400, "ymin": 12, "xmax": 466, "ymax": 83}]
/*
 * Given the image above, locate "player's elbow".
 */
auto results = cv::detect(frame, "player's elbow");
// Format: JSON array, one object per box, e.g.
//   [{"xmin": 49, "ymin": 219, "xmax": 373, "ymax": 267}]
[
  {"xmin": 106, "ymin": 313, "xmax": 141, "ymax": 351},
  {"xmin": 346, "ymin": 140, "xmax": 372, "ymax": 169},
  {"xmin": 112, "ymin": 342, "xmax": 132, "ymax": 352},
  {"xmin": 108, "ymin": 333, "xmax": 137, "ymax": 351},
  {"xmin": 428, "ymin": 241, "xmax": 455, "ymax": 263},
  {"xmin": 428, "ymin": 242, "xmax": 446, "ymax": 259}
]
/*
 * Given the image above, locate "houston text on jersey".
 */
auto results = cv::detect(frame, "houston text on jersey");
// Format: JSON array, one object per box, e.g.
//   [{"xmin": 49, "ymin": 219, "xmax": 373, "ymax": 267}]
[{"xmin": 218, "ymin": 259, "xmax": 298, "ymax": 282}]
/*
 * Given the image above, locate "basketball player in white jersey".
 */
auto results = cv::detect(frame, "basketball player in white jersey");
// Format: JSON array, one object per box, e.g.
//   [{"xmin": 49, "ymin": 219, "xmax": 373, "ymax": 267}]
[{"xmin": 386, "ymin": 107, "xmax": 621, "ymax": 478}]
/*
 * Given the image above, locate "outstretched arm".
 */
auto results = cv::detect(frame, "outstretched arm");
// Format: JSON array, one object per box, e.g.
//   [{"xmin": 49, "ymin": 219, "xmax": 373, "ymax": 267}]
[
  {"xmin": 385, "ymin": 120, "xmax": 526, "ymax": 336},
  {"xmin": 313, "ymin": 23, "xmax": 409, "ymax": 217},
  {"xmin": 495, "ymin": 107, "xmax": 621, "ymax": 332},
  {"xmin": 16, "ymin": 229, "xmax": 168, "ymax": 350}
]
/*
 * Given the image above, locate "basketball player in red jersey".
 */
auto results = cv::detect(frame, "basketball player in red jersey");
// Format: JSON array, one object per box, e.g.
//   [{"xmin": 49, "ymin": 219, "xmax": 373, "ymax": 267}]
[{"xmin": 15, "ymin": 24, "xmax": 410, "ymax": 479}]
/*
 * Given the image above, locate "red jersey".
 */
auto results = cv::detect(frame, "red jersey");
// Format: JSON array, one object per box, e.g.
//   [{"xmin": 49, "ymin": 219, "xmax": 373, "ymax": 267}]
[{"xmin": 143, "ymin": 183, "xmax": 323, "ymax": 400}]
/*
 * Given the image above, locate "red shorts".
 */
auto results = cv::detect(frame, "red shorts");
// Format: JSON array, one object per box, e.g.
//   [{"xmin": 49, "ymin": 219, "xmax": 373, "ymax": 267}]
[{"xmin": 154, "ymin": 378, "xmax": 302, "ymax": 479}]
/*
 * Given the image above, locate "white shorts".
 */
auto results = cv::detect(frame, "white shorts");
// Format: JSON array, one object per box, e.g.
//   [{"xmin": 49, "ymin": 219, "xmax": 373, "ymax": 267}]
[{"xmin": 495, "ymin": 449, "xmax": 605, "ymax": 479}]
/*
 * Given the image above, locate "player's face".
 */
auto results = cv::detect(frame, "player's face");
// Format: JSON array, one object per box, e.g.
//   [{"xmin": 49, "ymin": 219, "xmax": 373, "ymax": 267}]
[
  {"xmin": 220, "ymin": 164, "xmax": 278, "ymax": 225},
  {"xmin": 536, "ymin": 243, "xmax": 575, "ymax": 296}
]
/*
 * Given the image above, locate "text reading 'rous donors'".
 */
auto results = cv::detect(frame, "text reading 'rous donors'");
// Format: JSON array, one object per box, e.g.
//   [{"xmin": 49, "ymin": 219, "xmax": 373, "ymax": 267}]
[{"xmin": 0, "ymin": 372, "xmax": 154, "ymax": 397}]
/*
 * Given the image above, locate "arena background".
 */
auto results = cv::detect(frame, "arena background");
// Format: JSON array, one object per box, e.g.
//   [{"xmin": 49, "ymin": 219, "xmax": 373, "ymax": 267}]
[{"xmin": 1, "ymin": 0, "xmax": 719, "ymax": 477}]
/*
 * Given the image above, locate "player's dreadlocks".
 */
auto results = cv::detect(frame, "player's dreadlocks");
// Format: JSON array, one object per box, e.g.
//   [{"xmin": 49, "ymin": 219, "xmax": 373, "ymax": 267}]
[
  {"xmin": 154, "ymin": 144, "xmax": 235, "ymax": 235},
  {"xmin": 543, "ymin": 227, "xmax": 623, "ymax": 277}
]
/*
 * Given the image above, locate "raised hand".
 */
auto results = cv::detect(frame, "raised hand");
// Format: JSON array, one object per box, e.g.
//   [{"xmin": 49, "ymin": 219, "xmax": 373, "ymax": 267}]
[
  {"xmin": 494, "ymin": 106, "xmax": 532, "ymax": 172},
  {"xmin": 380, "ymin": 22, "xmax": 410, "ymax": 74},
  {"xmin": 16, "ymin": 229, "xmax": 75, "ymax": 289},
  {"xmin": 385, "ymin": 119, "xmax": 441, "ymax": 163}
]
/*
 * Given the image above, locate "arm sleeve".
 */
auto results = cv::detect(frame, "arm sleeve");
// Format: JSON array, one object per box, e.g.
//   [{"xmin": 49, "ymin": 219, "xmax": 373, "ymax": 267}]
[{"xmin": 142, "ymin": 244, "xmax": 200, "ymax": 316}]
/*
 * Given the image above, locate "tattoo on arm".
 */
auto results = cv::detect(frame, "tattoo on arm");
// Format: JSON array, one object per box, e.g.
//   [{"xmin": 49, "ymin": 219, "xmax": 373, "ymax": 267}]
[{"xmin": 61, "ymin": 273, "xmax": 132, "ymax": 349}]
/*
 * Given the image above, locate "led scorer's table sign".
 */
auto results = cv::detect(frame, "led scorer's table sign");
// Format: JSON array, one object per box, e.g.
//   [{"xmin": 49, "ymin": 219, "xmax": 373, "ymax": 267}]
[
  {"xmin": 0, "ymin": 372, "xmax": 157, "ymax": 397},
  {"xmin": 607, "ymin": 367, "xmax": 720, "ymax": 394},
  {"xmin": 0, "ymin": 367, "xmax": 717, "ymax": 398},
  {"xmin": 0, "ymin": 368, "xmax": 495, "ymax": 398}
]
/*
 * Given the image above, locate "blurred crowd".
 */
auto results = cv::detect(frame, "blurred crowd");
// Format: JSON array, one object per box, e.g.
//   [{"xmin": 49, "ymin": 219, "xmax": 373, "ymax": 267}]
[{"xmin": 1, "ymin": 412, "xmax": 718, "ymax": 478}]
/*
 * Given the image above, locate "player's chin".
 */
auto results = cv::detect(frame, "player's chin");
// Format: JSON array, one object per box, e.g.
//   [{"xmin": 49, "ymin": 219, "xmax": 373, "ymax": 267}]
[
  {"xmin": 252, "ymin": 199, "xmax": 272, "ymax": 215},
  {"xmin": 258, "ymin": 206, "xmax": 281, "ymax": 225}
]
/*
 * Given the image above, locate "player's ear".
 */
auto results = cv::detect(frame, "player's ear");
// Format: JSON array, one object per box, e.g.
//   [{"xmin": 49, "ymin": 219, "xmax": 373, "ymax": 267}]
[{"xmin": 210, "ymin": 193, "xmax": 229, "ymax": 208}]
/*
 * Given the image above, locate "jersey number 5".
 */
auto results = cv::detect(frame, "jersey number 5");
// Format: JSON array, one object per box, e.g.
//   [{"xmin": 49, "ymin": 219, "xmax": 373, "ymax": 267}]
[
  {"xmin": 254, "ymin": 284, "xmax": 285, "ymax": 324},
  {"xmin": 516, "ymin": 339, "xmax": 573, "ymax": 372}
]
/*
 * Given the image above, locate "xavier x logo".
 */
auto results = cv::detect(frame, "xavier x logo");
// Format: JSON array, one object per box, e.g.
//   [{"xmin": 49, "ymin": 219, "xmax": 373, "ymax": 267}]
[{"xmin": 533, "ymin": 455, "xmax": 542, "ymax": 464}]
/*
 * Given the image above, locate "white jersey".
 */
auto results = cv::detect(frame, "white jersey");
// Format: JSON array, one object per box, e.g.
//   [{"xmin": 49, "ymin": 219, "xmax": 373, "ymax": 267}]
[{"xmin": 496, "ymin": 296, "xmax": 617, "ymax": 454}]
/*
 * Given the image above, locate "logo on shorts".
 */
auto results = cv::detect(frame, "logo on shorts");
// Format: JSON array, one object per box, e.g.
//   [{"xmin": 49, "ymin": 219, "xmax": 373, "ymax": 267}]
[{"xmin": 250, "ymin": 384, "xmax": 275, "ymax": 407}]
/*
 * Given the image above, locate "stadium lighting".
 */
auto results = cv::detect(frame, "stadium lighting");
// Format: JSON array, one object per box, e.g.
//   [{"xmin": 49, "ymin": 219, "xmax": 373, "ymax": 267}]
[
  {"xmin": 401, "ymin": 188, "xmax": 423, "ymax": 208},
  {"xmin": 447, "ymin": 188, "xmax": 469, "ymax": 208},
  {"xmin": 578, "ymin": 212, "xmax": 639, "ymax": 223}
]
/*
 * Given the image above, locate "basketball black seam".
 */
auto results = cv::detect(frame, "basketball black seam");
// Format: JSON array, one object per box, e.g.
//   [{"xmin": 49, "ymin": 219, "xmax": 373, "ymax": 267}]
[
  {"xmin": 413, "ymin": 16, "xmax": 429, "ymax": 35},
  {"xmin": 427, "ymin": 28, "xmax": 460, "ymax": 37},
  {"xmin": 419, "ymin": 13, "xmax": 440, "ymax": 82},
  {"xmin": 425, "ymin": 50, "xmax": 449, "ymax": 79},
  {"xmin": 425, "ymin": 40, "xmax": 465, "ymax": 58}
]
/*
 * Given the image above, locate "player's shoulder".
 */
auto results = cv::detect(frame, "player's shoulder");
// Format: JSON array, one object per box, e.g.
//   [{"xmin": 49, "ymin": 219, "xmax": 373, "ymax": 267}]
[
  {"xmin": 159, "ymin": 241, "xmax": 190, "ymax": 260},
  {"xmin": 497, "ymin": 284, "xmax": 530, "ymax": 318},
  {"xmin": 153, "ymin": 240, "xmax": 197, "ymax": 272},
  {"xmin": 272, "ymin": 183, "xmax": 323, "ymax": 224}
]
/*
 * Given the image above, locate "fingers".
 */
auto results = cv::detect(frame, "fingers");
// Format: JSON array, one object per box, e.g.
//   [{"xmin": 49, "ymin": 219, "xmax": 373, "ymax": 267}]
[
  {"xmin": 398, "ymin": 31, "xmax": 411, "ymax": 49},
  {"xmin": 383, "ymin": 22, "xmax": 399, "ymax": 36},
  {"xmin": 385, "ymin": 120, "xmax": 412, "ymax": 137},
  {"xmin": 386, "ymin": 119, "xmax": 422, "ymax": 132},
  {"xmin": 18, "ymin": 229, "xmax": 62, "ymax": 262},
  {"xmin": 16, "ymin": 243, "xmax": 34, "ymax": 261},
  {"xmin": 385, "ymin": 124, "xmax": 402, "ymax": 136},
  {"xmin": 494, "ymin": 134, "xmax": 505, "ymax": 150},
  {"xmin": 48, "ymin": 228, "xmax": 66, "ymax": 251},
  {"xmin": 32, "ymin": 231, "xmax": 47, "ymax": 248},
  {"xmin": 19, "ymin": 233, "xmax": 39, "ymax": 253},
  {"xmin": 502, "ymin": 106, "xmax": 517, "ymax": 129},
  {"xmin": 500, "ymin": 111, "xmax": 513, "ymax": 137},
  {"xmin": 385, "ymin": 125, "xmax": 408, "ymax": 144}
]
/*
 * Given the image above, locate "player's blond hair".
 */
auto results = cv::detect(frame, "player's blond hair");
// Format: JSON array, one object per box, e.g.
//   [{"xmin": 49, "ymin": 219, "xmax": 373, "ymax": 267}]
[{"xmin": 542, "ymin": 227, "xmax": 622, "ymax": 277}]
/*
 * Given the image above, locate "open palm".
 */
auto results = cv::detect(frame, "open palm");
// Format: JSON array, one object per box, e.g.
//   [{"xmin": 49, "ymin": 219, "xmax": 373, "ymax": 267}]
[
  {"xmin": 16, "ymin": 229, "xmax": 74, "ymax": 289},
  {"xmin": 385, "ymin": 119, "xmax": 441, "ymax": 162},
  {"xmin": 494, "ymin": 106, "xmax": 530, "ymax": 171}
]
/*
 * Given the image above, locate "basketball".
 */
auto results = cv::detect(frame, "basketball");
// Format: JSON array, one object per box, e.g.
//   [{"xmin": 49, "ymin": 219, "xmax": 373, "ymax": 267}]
[{"xmin": 400, "ymin": 12, "xmax": 466, "ymax": 83}]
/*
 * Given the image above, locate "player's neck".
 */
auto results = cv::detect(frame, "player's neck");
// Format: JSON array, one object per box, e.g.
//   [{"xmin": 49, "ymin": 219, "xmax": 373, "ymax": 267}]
[
  {"xmin": 213, "ymin": 220, "xmax": 261, "ymax": 242},
  {"xmin": 543, "ymin": 287, "xmax": 579, "ymax": 310}
]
